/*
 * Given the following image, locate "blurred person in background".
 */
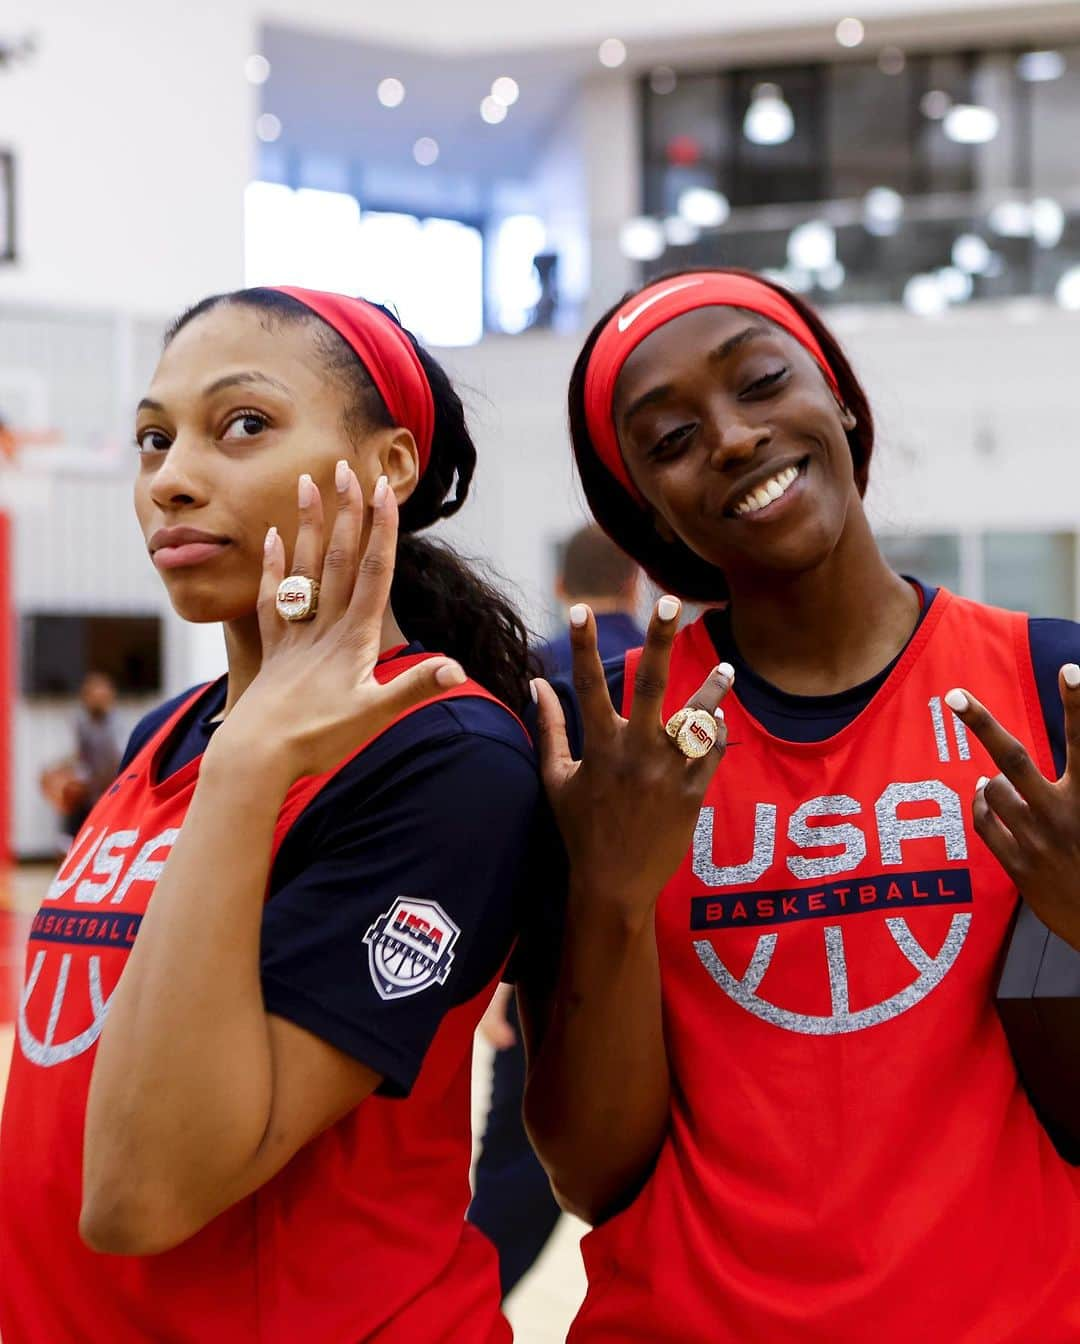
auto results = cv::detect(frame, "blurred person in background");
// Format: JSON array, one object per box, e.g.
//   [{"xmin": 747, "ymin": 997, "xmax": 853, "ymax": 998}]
[
  {"xmin": 39, "ymin": 672, "xmax": 121, "ymax": 853},
  {"xmin": 470, "ymin": 523, "xmax": 642, "ymax": 1298},
  {"xmin": 522, "ymin": 269, "xmax": 1080, "ymax": 1343},
  {"xmin": 0, "ymin": 286, "xmax": 541, "ymax": 1344}
]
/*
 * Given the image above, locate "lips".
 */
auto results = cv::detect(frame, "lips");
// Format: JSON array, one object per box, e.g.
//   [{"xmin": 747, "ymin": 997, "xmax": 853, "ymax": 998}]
[{"xmin": 149, "ymin": 527, "xmax": 231, "ymax": 571}]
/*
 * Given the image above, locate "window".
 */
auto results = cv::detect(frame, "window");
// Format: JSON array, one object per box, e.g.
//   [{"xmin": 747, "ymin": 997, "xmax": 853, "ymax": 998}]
[{"xmin": 244, "ymin": 184, "xmax": 484, "ymax": 347}]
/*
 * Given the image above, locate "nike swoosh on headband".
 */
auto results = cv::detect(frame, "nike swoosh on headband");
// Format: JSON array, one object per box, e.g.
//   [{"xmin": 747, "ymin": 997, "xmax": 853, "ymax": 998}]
[{"xmin": 616, "ymin": 279, "xmax": 706, "ymax": 332}]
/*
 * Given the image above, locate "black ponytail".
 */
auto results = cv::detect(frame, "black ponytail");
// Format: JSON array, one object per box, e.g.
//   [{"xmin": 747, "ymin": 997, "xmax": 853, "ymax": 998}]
[
  {"xmin": 567, "ymin": 266, "xmax": 876, "ymax": 603},
  {"xmin": 166, "ymin": 289, "xmax": 537, "ymax": 712}
]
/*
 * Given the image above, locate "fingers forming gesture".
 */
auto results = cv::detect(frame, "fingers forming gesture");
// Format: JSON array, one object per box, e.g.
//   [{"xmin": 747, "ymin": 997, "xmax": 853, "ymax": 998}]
[
  {"xmin": 946, "ymin": 670, "xmax": 1080, "ymax": 950},
  {"xmin": 534, "ymin": 596, "xmax": 732, "ymax": 922}
]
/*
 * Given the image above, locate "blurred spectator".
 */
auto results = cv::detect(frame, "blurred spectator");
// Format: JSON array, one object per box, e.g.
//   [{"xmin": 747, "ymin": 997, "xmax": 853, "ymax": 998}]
[
  {"xmin": 469, "ymin": 524, "xmax": 643, "ymax": 1297},
  {"xmin": 41, "ymin": 673, "xmax": 121, "ymax": 848}
]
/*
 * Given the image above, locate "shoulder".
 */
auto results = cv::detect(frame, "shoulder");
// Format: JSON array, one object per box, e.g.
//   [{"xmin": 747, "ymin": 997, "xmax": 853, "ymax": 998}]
[{"xmin": 118, "ymin": 684, "xmax": 212, "ymax": 771}]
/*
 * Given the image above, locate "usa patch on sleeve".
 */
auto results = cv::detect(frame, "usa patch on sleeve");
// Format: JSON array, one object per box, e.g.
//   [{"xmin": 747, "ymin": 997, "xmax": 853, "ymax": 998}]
[{"xmin": 363, "ymin": 897, "xmax": 461, "ymax": 1001}]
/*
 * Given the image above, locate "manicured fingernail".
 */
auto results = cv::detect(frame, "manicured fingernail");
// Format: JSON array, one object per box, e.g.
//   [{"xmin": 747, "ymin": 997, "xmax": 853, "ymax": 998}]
[
  {"xmin": 335, "ymin": 459, "xmax": 350, "ymax": 493},
  {"xmin": 529, "ymin": 679, "xmax": 539, "ymax": 703},
  {"xmin": 264, "ymin": 525, "xmax": 277, "ymax": 555},
  {"xmin": 657, "ymin": 595, "xmax": 680, "ymax": 622},
  {"xmin": 717, "ymin": 662, "xmax": 735, "ymax": 682},
  {"xmin": 298, "ymin": 473, "xmax": 315, "ymax": 507},
  {"xmin": 976, "ymin": 775, "xmax": 989, "ymax": 790},
  {"xmin": 714, "ymin": 707, "xmax": 724, "ymax": 722},
  {"xmin": 569, "ymin": 604, "xmax": 588, "ymax": 628},
  {"xmin": 373, "ymin": 474, "xmax": 389, "ymax": 506},
  {"xmin": 435, "ymin": 661, "xmax": 466, "ymax": 688},
  {"xmin": 944, "ymin": 688, "xmax": 968, "ymax": 713},
  {"xmin": 1064, "ymin": 663, "xmax": 1080, "ymax": 689}
]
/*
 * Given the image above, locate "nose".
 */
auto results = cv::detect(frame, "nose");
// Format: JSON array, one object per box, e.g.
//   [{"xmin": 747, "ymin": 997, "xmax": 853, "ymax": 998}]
[
  {"xmin": 706, "ymin": 415, "xmax": 771, "ymax": 472},
  {"xmin": 147, "ymin": 435, "xmax": 211, "ymax": 512}
]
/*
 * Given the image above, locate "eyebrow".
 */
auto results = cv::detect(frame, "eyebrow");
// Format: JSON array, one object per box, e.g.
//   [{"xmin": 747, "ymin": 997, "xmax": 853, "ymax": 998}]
[
  {"xmin": 135, "ymin": 371, "xmax": 293, "ymax": 416},
  {"xmin": 620, "ymin": 325, "xmax": 770, "ymax": 425}
]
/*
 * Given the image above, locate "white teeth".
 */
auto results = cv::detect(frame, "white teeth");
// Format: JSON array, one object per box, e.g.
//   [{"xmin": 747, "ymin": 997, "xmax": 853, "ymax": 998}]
[{"xmin": 732, "ymin": 464, "xmax": 801, "ymax": 516}]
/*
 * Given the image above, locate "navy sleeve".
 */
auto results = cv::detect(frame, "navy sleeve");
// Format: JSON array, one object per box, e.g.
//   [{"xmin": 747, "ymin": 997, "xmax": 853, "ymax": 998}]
[
  {"xmin": 1027, "ymin": 619, "xmax": 1080, "ymax": 777},
  {"xmin": 258, "ymin": 699, "xmax": 540, "ymax": 1098}
]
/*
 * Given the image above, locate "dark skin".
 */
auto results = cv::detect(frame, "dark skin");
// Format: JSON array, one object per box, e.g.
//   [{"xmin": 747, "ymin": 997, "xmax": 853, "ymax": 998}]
[{"xmin": 523, "ymin": 303, "xmax": 1080, "ymax": 1224}]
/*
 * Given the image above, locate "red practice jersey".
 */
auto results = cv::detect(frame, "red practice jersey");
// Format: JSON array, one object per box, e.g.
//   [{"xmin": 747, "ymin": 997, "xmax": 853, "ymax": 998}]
[
  {"xmin": 570, "ymin": 590, "xmax": 1080, "ymax": 1343},
  {"xmin": 0, "ymin": 657, "xmax": 515, "ymax": 1344}
]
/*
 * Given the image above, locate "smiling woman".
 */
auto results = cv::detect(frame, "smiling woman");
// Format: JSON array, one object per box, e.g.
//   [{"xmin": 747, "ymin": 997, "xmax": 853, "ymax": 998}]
[
  {"xmin": 517, "ymin": 267, "xmax": 1080, "ymax": 1344},
  {"xmin": 0, "ymin": 287, "xmax": 540, "ymax": 1343}
]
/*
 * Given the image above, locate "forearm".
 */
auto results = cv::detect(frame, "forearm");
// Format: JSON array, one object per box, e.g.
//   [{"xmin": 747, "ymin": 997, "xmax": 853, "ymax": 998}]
[
  {"xmin": 83, "ymin": 747, "xmax": 291, "ymax": 1250},
  {"xmin": 523, "ymin": 882, "xmax": 670, "ymax": 1224}
]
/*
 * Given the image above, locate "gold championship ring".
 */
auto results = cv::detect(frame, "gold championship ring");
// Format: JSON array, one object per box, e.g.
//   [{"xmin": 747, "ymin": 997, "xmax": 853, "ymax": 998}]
[
  {"xmin": 664, "ymin": 706, "xmax": 719, "ymax": 760},
  {"xmin": 275, "ymin": 575, "xmax": 320, "ymax": 622}
]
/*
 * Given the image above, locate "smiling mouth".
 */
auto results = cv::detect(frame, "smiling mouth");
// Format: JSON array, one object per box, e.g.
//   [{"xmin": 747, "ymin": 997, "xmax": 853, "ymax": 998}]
[{"xmin": 728, "ymin": 458, "xmax": 809, "ymax": 518}]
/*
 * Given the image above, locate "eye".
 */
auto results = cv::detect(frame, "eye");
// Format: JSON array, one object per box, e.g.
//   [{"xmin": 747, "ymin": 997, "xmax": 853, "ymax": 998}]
[
  {"xmin": 135, "ymin": 429, "xmax": 171, "ymax": 454},
  {"xmin": 741, "ymin": 367, "xmax": 788, "ymax": 397},
  {"xmin": 221, "ymin": 411, "xmax": 269, "ymax": 441},
  {"xmin": 650, "ymin": 423, "xmax": 696, "ymax": 459}
]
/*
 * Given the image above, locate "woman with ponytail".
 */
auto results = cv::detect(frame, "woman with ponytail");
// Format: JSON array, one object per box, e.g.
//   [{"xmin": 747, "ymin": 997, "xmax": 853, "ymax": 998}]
[
  {"xmin": 0, "ymin": 288, "xmax": 538, "ymax": 1342},
  {"xmin": 521, "ymin": 268, "xmax": 1080, "ymax": 1342}
]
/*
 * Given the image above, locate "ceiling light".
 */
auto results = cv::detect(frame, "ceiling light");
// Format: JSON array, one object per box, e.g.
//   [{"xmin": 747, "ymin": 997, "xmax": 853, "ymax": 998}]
[
  {"xmin": 920, "ymin": 89, "xmax": 951, "ymax": 120},
  {"xmin": 937, "ymin": 266, "xmax": 973, "ymax": 303},
  {"xmin": 988, "ymin": 200, "xmax": 1033, "ymax": 237},
  {"xmin": 1032, "ymin": 197, "xmax": 1065, "ymax": 249},
  {"xmin": 650, "ymin": 66, "xmax": 677, "ymax": 95},
  {"xmin": 598, "ymin": 38, "xmax": 627, "ymax": 68},
  {"xmin": 744, "ymin": 83, "xmax": 795, "ymax": 146},
  {"xmin": 787, "ymin": 220, "xmax": 836, "ymax": 272},
  {"xmin": 491, "ymin": 76, "xmax": 519, "ymax": 106},
  {"xmin": 619, "ymin": 217, "xmax": 665, "ymax": 261},
  {"xmin": 1057, "ymin": 266, "xmax": 1080, "ymax": 311},
  {"xmin": 943, "ymin": 104, "xmax": 999, "ymax": 144},
  {"xmin": 255, "ymin": 113, "xmax": 281, "ymax": 143},
  {"xmin": 1017, "ymin": 50, "xmax": 1066, "ymax": 83},
  {"xmin": 377, "ymin": 78, "xmax": 406, "ymax": 108},
  {"xmin": 877, "ymin": 47, "xmax": 906, "ymax": 76},
  {"xmin": 835, "ymin": 17, "xmax": 865, "ymax": 48},
  {"xmin": 677, "ymin": 187, "xmax": 730, "ymax": 228},
  {"xmin": 818, "ymin": 262, "xmax": 846, "ymax": 291},
  {"xmin": 663, "ymin": 216, "xmax": 699, "ymax": 246},
  {"xmin": 862, "ymin": 186, "xmax": 904, "ymax": 234},
  {"xmin": 951, "ymin": 233, "xmax": 992, "ymax": 274},
  {"xmin": 481, "ymin": 96, "xmax": 508, "ymax": 124},
  {"xmin": 244, "ymin": 55, "xmax": 270, "ymax": 85},
  {"xmin": 413, "ymin": 137, "xmax": 439, "ymax": 166},
  {"xmin": 903, "ymin": 274, "xmax": 948, "ymax": 317}
]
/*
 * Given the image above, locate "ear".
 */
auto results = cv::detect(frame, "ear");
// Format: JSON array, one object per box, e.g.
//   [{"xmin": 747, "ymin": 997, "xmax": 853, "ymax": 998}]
[
  {"xmin": 378, "ymin": 427, "xmax": 421, "ymax": 504},
  {"xmin": 838, "ymin": 403, "xmax": 858, "ymax": 432}
]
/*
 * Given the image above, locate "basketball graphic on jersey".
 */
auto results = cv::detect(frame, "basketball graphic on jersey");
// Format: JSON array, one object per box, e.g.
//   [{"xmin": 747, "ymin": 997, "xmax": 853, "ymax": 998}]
[
  {"xmin": 687, "ymin": 781, "xmax": 974, "ymax": 1034},
  {"xmin": 364, "ymin": 897, "xmax": 461, "ymax": 1000}
]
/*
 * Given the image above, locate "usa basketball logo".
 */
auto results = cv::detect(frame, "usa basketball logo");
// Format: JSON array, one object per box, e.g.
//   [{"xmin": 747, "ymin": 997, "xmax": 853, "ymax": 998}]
[{"xmin": 364, "ymin": 898, "xmax": 460, "ymax": 1000}]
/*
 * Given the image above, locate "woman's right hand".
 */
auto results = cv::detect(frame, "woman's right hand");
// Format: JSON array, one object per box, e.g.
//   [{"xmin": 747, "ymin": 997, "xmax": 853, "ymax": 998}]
[{"xmin": 533, "ymin": 597, "xmax": 731, "ymax": 926}]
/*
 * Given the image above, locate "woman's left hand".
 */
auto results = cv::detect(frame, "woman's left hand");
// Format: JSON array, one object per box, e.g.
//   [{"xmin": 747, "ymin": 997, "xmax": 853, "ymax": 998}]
[
  {"xmin": 946, "ymin": 669, "xmax": 1080, "ymax": 951},
  {"xmin": 212, "ymin": 462, "xmax": 464, "ymax": 784}
]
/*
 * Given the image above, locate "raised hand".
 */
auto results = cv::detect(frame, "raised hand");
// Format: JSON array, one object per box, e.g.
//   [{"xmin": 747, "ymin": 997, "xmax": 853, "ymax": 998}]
[
  {"xmin": 213, "ymin": 462, "xmax": 464, "ymax": 782},
  {"xmin": 533, "ymin": 596, "xmax": 731, "ymax": 924},
  {"xmin": 946, "ymin": 671, "xmax": 1080, "ymax": 951}
]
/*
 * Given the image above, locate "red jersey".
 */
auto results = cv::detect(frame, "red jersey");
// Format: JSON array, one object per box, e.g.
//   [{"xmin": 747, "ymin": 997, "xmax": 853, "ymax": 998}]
[
  {"xmin": 0, "ymin": 657, "xmax": 516, "ymax": 1344},
  {"xmin": 570, "ymin": 590, "xmax": 1080, "ymax": 1343}
]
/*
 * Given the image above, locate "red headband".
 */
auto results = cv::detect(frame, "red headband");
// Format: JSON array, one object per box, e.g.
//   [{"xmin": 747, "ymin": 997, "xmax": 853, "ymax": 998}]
[
  {"xmin": 583, "ymin": 272, "xmax": 841, "ymax": 504},
  {"xmin": 274, "ymin": 286, "xmax": 435, "ymax": 479}
]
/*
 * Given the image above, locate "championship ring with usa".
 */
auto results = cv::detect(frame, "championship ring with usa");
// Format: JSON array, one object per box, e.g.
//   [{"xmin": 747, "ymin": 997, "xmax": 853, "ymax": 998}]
[
  {"xmin": 665, "ymin": 707, "xmax": 719, "ymax": 760},
  {"xmin": 276, "ymin": 575, "xmax": 320, "ymax": 622}
]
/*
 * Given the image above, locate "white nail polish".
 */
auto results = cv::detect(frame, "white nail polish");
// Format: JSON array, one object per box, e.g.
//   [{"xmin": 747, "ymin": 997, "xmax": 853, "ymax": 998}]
[
  {"xmin": 657, "ymin": 595, "xmax": 680, "ymax": 622},
  {"xmin": 1064, "ymin": 664, "xmax": 1080, "ymax": 689},
  {"xmin": 569, "ymin": 604, "xmax": 588, "ymax": 628},
  {"xmin": 529, "ymin": 679, "xmax": 539, "ymax": 704},
  {"xmin": 264, "ymin": 526, "xmax": 277, "ymax": 555},
  {"xmin": 335, "ymin": 459, "xmax": 350, "ymax": 492},
  {"xmin": 717, "ymin": 662, "xmax": 735, "ymax": 682},
  {"xmin": 298, "ymin": 474, "xmax": 315, "ymax": 507},
  {"xmin": 373, "ymin": 475, "xmax": 389, "ymax": 506},
  {"xmin": 944, "ymin": 689, "xmax": 968, "ymax": 713},
  {"xmin": 976, "ymin": 775, "xmax": 989, "ymax": 791}
]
